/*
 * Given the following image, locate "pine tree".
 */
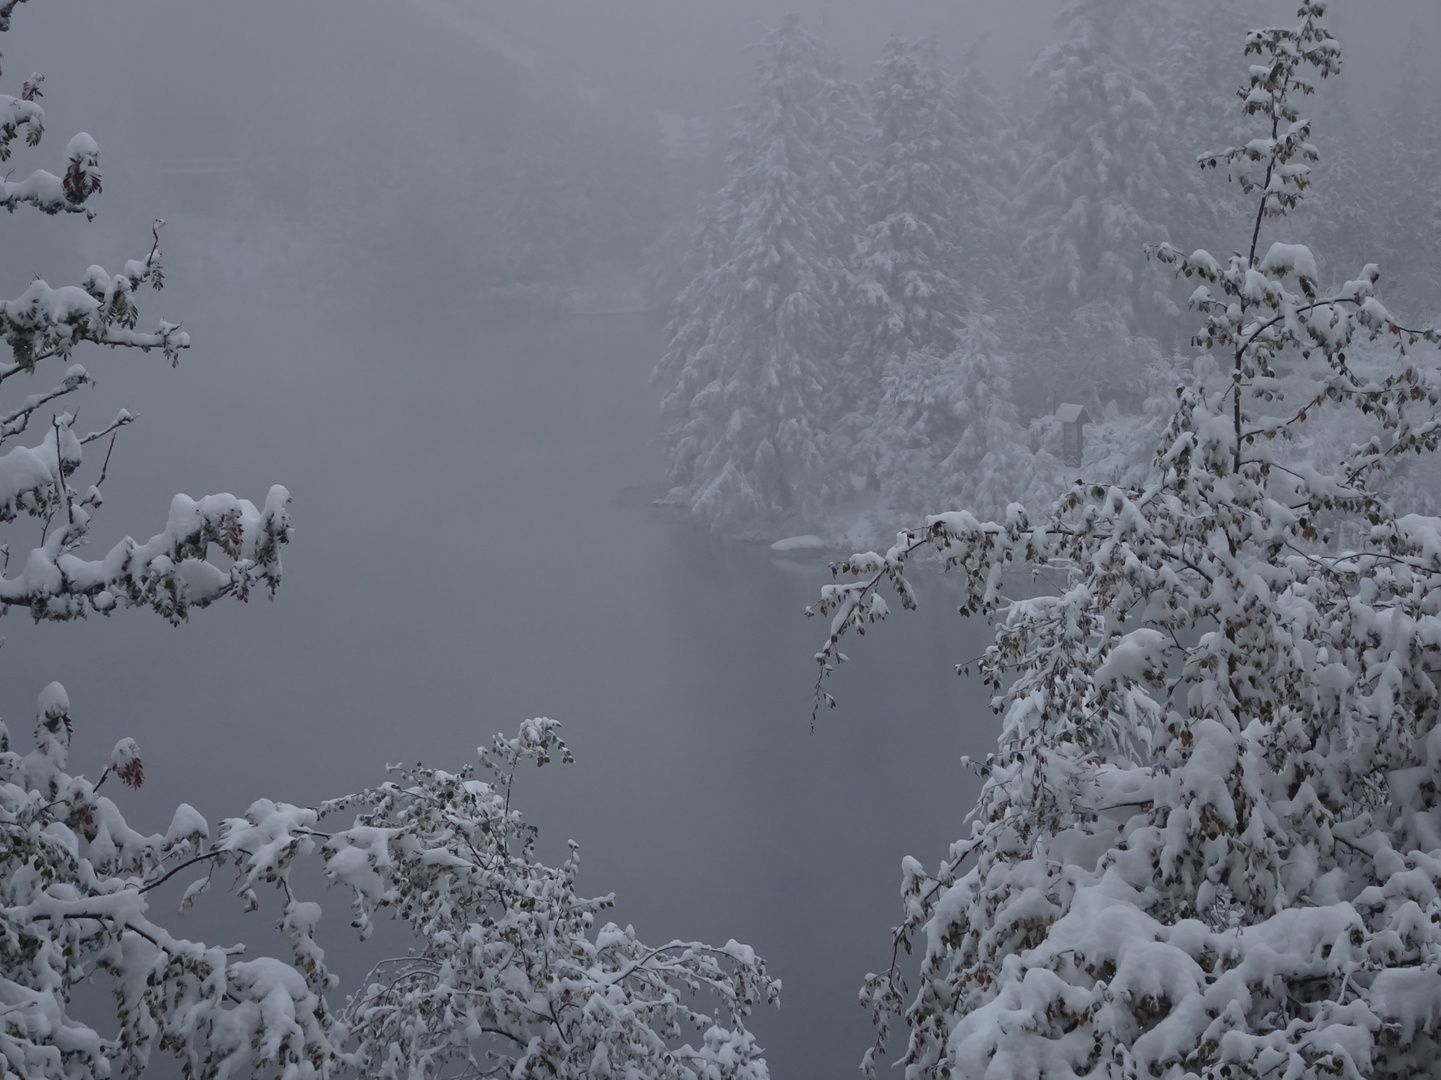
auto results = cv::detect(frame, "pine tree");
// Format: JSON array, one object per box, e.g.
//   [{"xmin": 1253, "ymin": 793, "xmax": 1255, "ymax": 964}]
[
  {"xmin": 1018, "ymin": 0, "xmax": 1182, "ymax": 337},
  {"xmin": 1019, "ymin": 0, "xmax": 1261, "ymax": 344},
  {"xmin": 1009, "ymin": 0, "xmax": 1262, "ymax": 423},
  {"xmin": 1155, "ymin": 0, "xmax": 1264, "ymax": 240},
  {"xmin": 868, "ymin": 309, "xmax": 1051, "ymax": 520},
  {"xmin": 819, "ymin": 6, "xmax": 1441, "ymax": 1077},
  {"xmin": 852, "ymin": 37, "xmax": 970, "ymax": 371},
  {"xmin": 841, "ymin": 38, "xmax": 1033, "ymax": 519},
  {"xmin": 841, "ymin": 38, "xmax": 969, "ymax": 492},
  {"xmin": 938, "ymin": 38, "xmax": 1016, "ymax": 303},
  {"xmin": 655, "ymin": 15, "xmax": 862, "ymax": 533}
]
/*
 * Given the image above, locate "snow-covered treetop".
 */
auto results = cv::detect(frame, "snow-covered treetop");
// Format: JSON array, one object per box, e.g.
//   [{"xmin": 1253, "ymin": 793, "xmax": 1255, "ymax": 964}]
[
  {"xmin": 1019, "ymin": 0, "xmax": 1185, "ymax": 334},
  {"xmin": 318, "ymin": 719, "xmax": 779, "ymax": 1080},
  {"xmin": 655, "ymin": 15, "xmax": 863, "ymax": 531},
  {"xmin": 2, "ymin": 697, "xmax": 779, "ymax": 1080},
  {"xmin": 852, "ymin": 36, "xmax": 968, "ymax": 363},
  {"xmin": 815, "ymin": 4, "xmax": 1441, "ymax": 1077}
]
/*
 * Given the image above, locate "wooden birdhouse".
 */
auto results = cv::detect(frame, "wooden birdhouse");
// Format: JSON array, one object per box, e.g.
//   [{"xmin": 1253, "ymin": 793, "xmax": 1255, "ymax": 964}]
[{"xmin": 1056, "ymin": 403, "xmax": 1091, "ymax": 467}]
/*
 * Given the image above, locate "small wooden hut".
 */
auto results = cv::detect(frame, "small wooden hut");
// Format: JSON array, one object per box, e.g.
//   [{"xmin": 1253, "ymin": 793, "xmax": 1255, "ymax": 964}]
[{"xmin": 1056, "ymin": 403, "xmax": 1091, "ymax": 467}]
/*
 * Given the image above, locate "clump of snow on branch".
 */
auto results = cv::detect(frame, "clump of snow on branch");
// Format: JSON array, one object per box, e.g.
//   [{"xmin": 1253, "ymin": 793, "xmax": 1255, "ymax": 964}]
[{"xmin": 0, "ymin": 683, "xmax": 328, "ymax": 1080}]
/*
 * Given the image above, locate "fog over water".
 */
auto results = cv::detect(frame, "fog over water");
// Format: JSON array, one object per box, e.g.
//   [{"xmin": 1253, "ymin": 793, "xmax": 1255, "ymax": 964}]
[{"xmin": 3, "ymin": 1, "xmax": 1440, "ymax": 1078}]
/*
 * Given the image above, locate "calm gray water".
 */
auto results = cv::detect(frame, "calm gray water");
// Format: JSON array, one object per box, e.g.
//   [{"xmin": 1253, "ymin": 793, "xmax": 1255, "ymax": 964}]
[{"xmin": 0, "ymin": 304, "xmax": 997, "ymax": 1080}]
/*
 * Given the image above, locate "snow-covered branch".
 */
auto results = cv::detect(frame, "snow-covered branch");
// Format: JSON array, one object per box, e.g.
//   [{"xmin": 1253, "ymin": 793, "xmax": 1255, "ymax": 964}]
[{"xmin": 3, "ymin": 698, "xmax": 778, "ymax": 1080}]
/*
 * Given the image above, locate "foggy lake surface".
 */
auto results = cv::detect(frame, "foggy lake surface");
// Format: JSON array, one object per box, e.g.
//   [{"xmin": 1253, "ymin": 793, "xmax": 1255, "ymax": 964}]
[{"xmin": 0, "ymin": 301, "xmax": 996, "ymax": 1079}]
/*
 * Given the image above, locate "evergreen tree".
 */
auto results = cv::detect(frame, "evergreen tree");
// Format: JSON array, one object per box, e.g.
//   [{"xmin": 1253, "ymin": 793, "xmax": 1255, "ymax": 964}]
[
  {"xmin": 655, "ymin": 15, "xmax": 862, "ymax": 533},
  {"xmin": 1155, "ymin": 0, "xmax": 1265, "ymax": 238},
  {"xmin": 1018, "ymin": 0, "xmax": 1259, "ymax": 344},
  {"xmin": 868, "ymin": 308, "xmax": 1052, "ymax": 520},
  {"xmin": 1010, "ymin": 0, "xmax": 1260, "ymax": 415},
  {"xmin": 938, "ymin": 37, "xmax": 1017, "ymax": 303},
  {"xmin": 820, "ymin": 6, "xmax": 1441, "ymax": 1076},
  {"xmin": 841, "ymin": 38, "xmax": 1033, "ymax": 519},
  {"xmin": 851, "ymin": 37, "xmax": 970, "ymax": 371},
  {"xmin": 841, "ymin": 38, "xmax": 969, "ymax": 492},
  {"xmin": 1018, "ymin": 0, "xmax": 1183, "ymax": 337}
]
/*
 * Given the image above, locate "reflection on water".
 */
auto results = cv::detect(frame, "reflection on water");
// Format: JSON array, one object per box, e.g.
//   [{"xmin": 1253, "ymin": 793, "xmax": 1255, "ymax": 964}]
[{"xmin": 0, "ymin": 310, "xmax": 999, "ymax": 1080}]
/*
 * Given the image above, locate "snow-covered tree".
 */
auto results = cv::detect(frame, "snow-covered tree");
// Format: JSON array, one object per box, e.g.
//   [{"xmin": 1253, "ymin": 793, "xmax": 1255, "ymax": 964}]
[
  {"xmin": 859, "ymin": 309, "xmax": 1049, "ymax": 522},
  {"xmin": 837, "ymin": 36, "xmax": 1033, "ymax": 524},
  {"xmin": 1007, "ymin": 0, "xmax": 1258, "ymax": 470},
  {"xmin": 933, "ymin": 39, "xmax": 1016, "ymax": 307},
  {"xmin": 817, "ymin": 5, "xmax": 1441, "ymax": 1076},
  {"xmin": 1018, "ymin": 0, "xmax": 1180, "ymax": 336},
  {"xmin": 839, "ymin": 37, "xmax": 972, "ymax": 499},
  {"xmin": 850, "ymin": 38, "xmax": 970, "ymax": 374},
  {"xmin": 2, "ymin": 698, "xmax": 779, "ymax": 1080},
  {"xmin": 655, "ymin": 15, "xmax": 863, "ymax": 533},
  {"xmin": 1018, "ymin": 0, "xmax": 1259, "ymax": 343},
  {"xmin": 311, "ymin": 720, "xmax": 777, "ymax": 1080},
  {"xmin": 0, "ymin": 682, "xmax": 332, "ymax": 1080},
  {"xmin": 1154, "ymin": 0, "xmax": 1264, "ymax": 220}
]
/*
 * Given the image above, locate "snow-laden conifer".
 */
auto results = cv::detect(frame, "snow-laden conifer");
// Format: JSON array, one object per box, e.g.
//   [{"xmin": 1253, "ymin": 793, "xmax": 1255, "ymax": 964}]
[
  {"xmin": 818, "ymin": 6, "xmax": 1441, "ymax": 1076},
  {"xmin": 1019, "ymin": 0, "xmax": 1196, "ymax": 337},
  {"xmin": 655, "ymin": 15, "xmax": 862, "ymax": 533},
  {"xmin": 934, "ymin": 40, "xmax": 1016, "ymax": 305},
  {"xmin": 1154, "ymin": 0, "xmax": 1263, "ymax": 239},
  {"xmin": 841, "ymin": 38, "xmax": 1033, "ymax": 521},
  {"xmin": 851, "ymin": 38, "xmax": 970, "ymax": 372},
  {"xmin": 875, "ymin": 310, "xmax": 1056, "ymax": 522},
  {"xmin": 840, "ymin": 38, "xmax": 969, "ymax": 496}
]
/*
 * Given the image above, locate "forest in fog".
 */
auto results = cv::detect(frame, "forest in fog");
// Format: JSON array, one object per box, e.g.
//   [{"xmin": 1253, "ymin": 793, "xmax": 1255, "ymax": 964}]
[
  {"xmin": 109, "ymin": 0, "xmax": 1440, "ymax": 543},
  {"xmin": 5, "ymin": 1, "xmax": 1441, "ymax": 1079}
]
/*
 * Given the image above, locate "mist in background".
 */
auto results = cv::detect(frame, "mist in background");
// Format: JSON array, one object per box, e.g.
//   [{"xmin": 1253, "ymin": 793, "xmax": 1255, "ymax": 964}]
[{"xmin": 2, "ymin": 2, "xmax": 1440, "ymax": 1077}]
